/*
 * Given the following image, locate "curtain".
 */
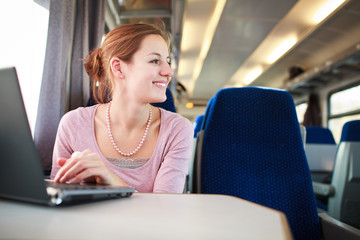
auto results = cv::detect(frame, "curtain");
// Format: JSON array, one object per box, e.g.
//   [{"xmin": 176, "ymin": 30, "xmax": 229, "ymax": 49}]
[{"xmin": 34, "ymin": 0, "xmax": 105, "ymax": 172}]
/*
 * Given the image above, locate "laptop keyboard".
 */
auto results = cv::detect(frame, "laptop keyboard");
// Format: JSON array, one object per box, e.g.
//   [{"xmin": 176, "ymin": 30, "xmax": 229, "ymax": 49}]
[{"xmin": 44, "ymin": 179, "xmax": 106, "ymax": 190}]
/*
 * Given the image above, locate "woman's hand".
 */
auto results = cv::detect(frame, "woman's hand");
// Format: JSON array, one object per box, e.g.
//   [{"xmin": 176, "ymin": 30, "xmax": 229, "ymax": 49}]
[{"xmin": 54, "ymin": 150, "xmax": 129, "ymax": 187}]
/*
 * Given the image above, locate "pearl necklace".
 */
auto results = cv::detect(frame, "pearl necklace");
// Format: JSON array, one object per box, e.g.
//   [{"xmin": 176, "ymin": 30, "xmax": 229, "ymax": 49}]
[{"xmin": 106, "ymin": 102, "xmax": 152, "ymax": 157}]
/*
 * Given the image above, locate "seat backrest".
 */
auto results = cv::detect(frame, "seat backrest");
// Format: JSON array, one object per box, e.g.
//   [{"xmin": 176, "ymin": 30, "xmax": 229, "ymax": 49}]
[
  {"xmin": 198, "ymin": 87, "xmax": 321, "ymax": 240},
  {"xmin": 192, "ymin": 97, "xmax": 215, "ymax": 193},
  {"xmin": 186, "ymin": 114, "xmax": 205, "ymax": 193},
  {"xmin": 193, "ymin": 114, "xmax": 204, "ymax": 138},
  {"xmin": 305, "ymin": 126, "xmax": 337, "ymax": 182},
  {"xmin": 151, "ymin": 88, "xmax": 176, "ymax": 112},
  {"xmin": 306, "ymin": 127, "xmax": 336, "ymax": 145},
  {"xmin": 328, "ymin": 120, "xmax": 360, "ymax": 229}
]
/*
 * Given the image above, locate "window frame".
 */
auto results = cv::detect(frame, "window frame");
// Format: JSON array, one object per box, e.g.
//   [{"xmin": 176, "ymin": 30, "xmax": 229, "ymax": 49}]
[
  {"xmin": 327, "ymin": 80, "xmax": 360, "ymax": 121},
  {"xmin": 327, "ymin": 81, "xmax": 360, "ymax": 143}
]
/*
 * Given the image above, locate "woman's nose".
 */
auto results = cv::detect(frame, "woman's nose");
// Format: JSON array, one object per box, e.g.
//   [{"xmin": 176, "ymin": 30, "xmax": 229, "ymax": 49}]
[{"xmin": 161, "ymin": 62, "xmax": 173, "ymax": 77}]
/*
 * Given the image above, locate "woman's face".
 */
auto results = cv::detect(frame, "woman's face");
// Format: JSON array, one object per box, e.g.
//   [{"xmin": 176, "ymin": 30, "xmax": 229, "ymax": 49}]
[{"xmin": 123, "ymin": 34, "xmax": 173, "ymax": 104}]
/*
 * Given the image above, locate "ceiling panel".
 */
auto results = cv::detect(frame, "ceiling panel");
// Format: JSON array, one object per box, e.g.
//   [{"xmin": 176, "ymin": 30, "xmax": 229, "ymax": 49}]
[
  {"xmin": 190, "ymin": 0, "xmax": 297, "ymax": 99},
  {"xmin": 254, "ymin": 0, "xmax": 360, "ymax": 89}
]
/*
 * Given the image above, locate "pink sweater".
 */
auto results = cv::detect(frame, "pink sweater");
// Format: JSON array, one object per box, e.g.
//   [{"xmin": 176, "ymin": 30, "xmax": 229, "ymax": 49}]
[{"xmin": 50, "ymin": 105, "xmax": 193, "ymax": 193}]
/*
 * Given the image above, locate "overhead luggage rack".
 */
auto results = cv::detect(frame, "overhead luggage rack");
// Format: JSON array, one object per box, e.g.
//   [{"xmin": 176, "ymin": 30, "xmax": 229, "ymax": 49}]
[{"xmin": 286, "ymin": 43, "xmax": 360, "ymax": 96}]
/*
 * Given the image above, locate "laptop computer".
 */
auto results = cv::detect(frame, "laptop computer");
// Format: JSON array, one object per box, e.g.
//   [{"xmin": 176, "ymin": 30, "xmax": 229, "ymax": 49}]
[{"xmin": 0, "ymin": 67, "xmax": 134, "ymax": 206}]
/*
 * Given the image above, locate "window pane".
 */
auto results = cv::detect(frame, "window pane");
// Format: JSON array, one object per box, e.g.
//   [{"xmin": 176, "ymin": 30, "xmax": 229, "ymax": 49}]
[
  {"xmin": 328, "ymin": 114, "xmax": 360, "ymax": 144},
  {"xmin": 296, "ymin": 103, "xmax": 308, "ymax": 124},
  {"xmin": 330, "ymin": 85, "xmax": 360, "ymax": 116},
  {"xmin": 0, "ymin": 0, "xmax": 49, "ymax": 134}
]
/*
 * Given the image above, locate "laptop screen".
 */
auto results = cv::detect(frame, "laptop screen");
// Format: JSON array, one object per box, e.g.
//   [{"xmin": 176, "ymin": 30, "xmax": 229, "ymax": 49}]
[{"xmin": 0, "ymin": 67, "xmax": 50, "ymax": 204}]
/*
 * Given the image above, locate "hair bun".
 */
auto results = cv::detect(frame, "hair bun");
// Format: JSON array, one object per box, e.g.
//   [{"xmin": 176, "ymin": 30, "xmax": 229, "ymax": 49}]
[{"xmin": 84, "ymin": 48, "xmax": 104, "ymax": 82}]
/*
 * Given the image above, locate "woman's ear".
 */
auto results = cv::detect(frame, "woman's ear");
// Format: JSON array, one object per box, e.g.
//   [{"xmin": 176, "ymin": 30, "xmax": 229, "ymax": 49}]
[{"xmin": 110, "ymin": 57, "xmax": 123, "ymax": 79}]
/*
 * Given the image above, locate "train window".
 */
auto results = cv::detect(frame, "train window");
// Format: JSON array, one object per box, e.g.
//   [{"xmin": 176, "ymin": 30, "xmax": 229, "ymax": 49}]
[
  {"xmin": 0, "ymin": 0, "xmax": 49, "ymax": 133},
  {"xmin": 328, "ymin": 114, "xmax": 360, "ymax": 144},
  {"xmin": 330, "ymin": 85, "xmax": 360, "ymax": 116},
  {"xmin": 328, "ymin": 84, "xmax": 360, "ymax": 143},
  {"xmin": 296, "ymin": 102, "xmax": 307, "ymax": 124}
]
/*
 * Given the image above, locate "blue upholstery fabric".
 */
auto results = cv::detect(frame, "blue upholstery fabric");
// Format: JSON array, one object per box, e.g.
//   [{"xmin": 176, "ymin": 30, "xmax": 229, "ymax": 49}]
[
  {"xmin": 202, "ymin": 97, "xmax": 214, "ymax": 128},
  {"xmin": 200, "ymin": 87, "xmax": 321, "ymax": 240},
  {"xmin": 151, "ymin": 88, "xmax": 176, "ymax": 113},
  {"xmin": 193, "ymin": 114, "xmax": 204, "ymax": 138},
  {"xmin": 340, "ymin": 120, "xmax": 360, "ymax": 142},
  {"xmin": 306, "ymin": 126, "xmax": 336, "ymax": 144}
]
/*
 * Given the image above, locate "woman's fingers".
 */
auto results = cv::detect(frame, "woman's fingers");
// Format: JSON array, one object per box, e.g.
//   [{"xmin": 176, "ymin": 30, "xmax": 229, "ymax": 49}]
[
  {"xmin": 54, "ymin": 149, "xmax": 128, "ymax": 187},
  {"xmin": 67, "ymin": 167, "xmax": 107, "ymax": 184},
  {"xmin": 57, "ymin": 158, "xmax": 67, "ymax": 167},
  {"xmin": 55, "ymin": 150, "xmax": 110, "ymax": 184},
  {"xmin": 59, "ymin": 159, "xmax": 102, "ymax": 183},
  {"xmin": 71, "ymin": 151, "xmax": 82, "ymax": 158},
  {"xmin": 54, "ymin": 151, "xmax": 88, "ymax": 182}
]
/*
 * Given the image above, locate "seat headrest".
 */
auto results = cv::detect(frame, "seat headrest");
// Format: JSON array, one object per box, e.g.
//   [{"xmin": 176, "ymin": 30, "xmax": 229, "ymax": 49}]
[
  {"xmin": 305, "ymin": 126, "xmax": 336, "ymax": 144},
  {"xmin": 340, "ymin": 120, "xmax": 360, "ymax": 142}
]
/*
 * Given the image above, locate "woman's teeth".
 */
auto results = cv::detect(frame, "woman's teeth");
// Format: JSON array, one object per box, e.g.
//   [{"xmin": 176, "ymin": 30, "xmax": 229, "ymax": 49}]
[{"xmin": 154, "ymin": 82, "xmax": 166, "ymax": 87}]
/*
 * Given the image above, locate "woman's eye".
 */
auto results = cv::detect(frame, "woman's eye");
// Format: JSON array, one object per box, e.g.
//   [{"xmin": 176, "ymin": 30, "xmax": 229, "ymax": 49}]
[{"xmin": 150, "ymin": 59, "xmax": 160, "ymax": 64}]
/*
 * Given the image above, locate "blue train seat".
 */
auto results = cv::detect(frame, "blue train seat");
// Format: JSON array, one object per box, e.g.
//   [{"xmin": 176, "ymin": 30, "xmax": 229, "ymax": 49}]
[
  {"xmin": 193, "ymin": 114, "xmax": 204, "ymax": 138},
  {"xmin": 195, "ymin": 87, "xmax": 321, "ymax": 240},
  {"xmin": 305, "ymin": 126, "xmax": 337, "ymax": 182},
  {"xmin": 313, "ymin": 120, "xmax": 360, "ymax": 229},
  {"xmin": 186, "ymin": 114, "xmax": 205, "ymax": 193}
]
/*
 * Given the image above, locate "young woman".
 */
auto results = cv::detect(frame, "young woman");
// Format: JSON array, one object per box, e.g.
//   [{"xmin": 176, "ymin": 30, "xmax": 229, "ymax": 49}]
[{"xmin": 51, "ymin": 23, "xmax": 193, "ymax": 193}]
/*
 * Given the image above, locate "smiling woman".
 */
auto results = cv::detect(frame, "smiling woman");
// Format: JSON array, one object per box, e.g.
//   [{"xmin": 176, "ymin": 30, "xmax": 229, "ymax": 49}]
[{"xmin": 51, "ymin": 23, "xmax": 194, "ymax": 193}]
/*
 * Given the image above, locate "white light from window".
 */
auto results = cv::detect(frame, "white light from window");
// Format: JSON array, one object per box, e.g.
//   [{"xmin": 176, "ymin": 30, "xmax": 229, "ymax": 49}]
[
  {"xmin": 296, "ymin": 103, "xmax": 308, "ymax": 124},
  {"xmin": 0, "ymin": 0, "xmax": 49, "ymax": 135}
]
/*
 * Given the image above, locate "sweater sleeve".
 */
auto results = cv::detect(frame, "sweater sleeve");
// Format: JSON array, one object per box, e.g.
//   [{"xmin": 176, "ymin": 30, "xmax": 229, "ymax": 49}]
[
  {"xmin": 50, "ymin": 111, "xmax": 78, "ymax": 179},
  {"xmin": 153, "ymin": 115, "xmax": 194, "ymax": 193}
]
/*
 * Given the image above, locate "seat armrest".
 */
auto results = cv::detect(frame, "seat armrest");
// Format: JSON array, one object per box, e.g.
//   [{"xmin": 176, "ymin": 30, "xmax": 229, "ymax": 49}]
[
  {"xmin": 313, "ymin": 182, "xmax": 335, "ymax": 196},
  {"xmin": 320, "ymin": 213, "xmax": 360, "ymax": 240}
]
